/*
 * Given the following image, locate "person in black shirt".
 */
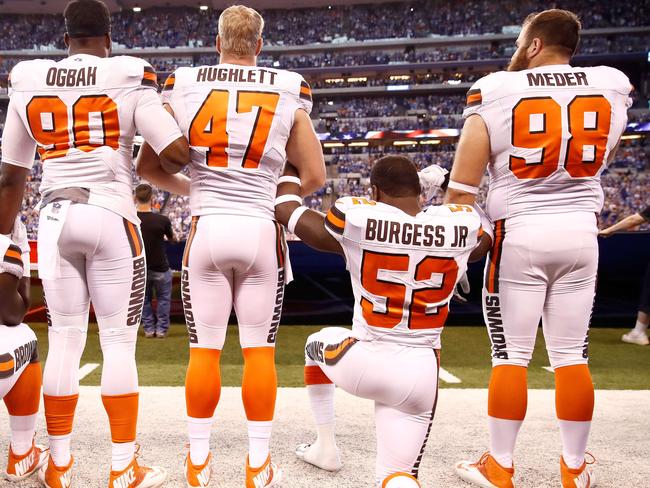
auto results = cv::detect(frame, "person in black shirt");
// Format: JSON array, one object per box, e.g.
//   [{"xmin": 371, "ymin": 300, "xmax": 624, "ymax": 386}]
[
  {"xmin": 600, "ymin": 205, "xmax": 650, "ymax": 345},
  {"xmin": 135, "ymin": 184, "xmax": 174, "ymax": 338}
]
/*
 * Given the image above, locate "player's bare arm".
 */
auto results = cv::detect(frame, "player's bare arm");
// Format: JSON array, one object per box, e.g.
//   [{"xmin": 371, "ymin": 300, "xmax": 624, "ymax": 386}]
[
  {"xmin": 469, "ymin": 232, "xmax": 492, "ymax": 262},
  {"xmin": 444, "ymin": 114, "xmax": 490, "ymax": 206},
  {"xmin": 136, "ymin": 142, "xmax": 191, "ymax": 196},
  {"xmin": 0, "ymin": 273, "xmax": 26, "ymax": 326},
  {"xmin": 285, "ymin": 109, "xmax": 326, "ymax": 196},
  {"xmin": 0, "ymin": 164, "xmax": 29, "ymax": 235},
  {"xmin": 599, "ymin": 213, "xmax": 646, "ymax": 237},
  {"xmin": 275, "ymin": 164, "xmax": 342, "ymax": 255}
]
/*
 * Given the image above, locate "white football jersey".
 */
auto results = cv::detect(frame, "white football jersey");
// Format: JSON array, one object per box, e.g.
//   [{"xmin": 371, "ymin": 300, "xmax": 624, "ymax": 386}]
[
  {"xmin": 463, "ymin": 64, "xmax": 632, "ymax": 221},
  {"xmin": 161, "ymin": 64, "xmax": 312, "ymax": 219},
  {"xmin": 325, "ymin": 197, "xmax": 482, "ymax": 348},
  {"xmin": 1, "ymin": 54, "xmax": 182, "ymax": 223}
]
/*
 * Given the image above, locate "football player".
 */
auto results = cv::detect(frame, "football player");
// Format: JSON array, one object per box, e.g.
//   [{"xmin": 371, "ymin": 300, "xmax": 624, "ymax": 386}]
[
  {"xmin": 446, "ymin": 9, "xmax": 632, "ymax": 488},
  {"xmin": 136, "ymin": 5, "xmax": 325, "ymax": 487},
  {"xmin": 275, "ymin": 156, "xmax": 489, "ymax": 487},
  {"xmin": 0, "ymin": 1, "xmax": 189, "ymax": 487},
  {"xmin": 0, "ymin": 229, "xmax": 48, "ymax": 483}
]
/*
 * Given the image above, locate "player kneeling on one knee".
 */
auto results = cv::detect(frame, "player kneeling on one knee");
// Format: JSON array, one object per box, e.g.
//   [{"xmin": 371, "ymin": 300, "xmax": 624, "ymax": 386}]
[
  {"xmin": 275, "ymin": 156, "xmax": 491, "ymax": 486},
  {"xmin": 0, "ymin": 232, "xmax": 48, "ymax": 482}
]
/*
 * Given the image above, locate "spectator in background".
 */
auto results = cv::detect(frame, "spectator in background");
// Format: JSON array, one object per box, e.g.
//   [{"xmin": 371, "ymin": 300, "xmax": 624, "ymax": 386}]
[
  {"xmin": 135, "ymin": 184, "xmax": 174, "ymax": 338},
  {"xmin": 599, "ymin": 205, "xmax": 650, "ymax": 345}
]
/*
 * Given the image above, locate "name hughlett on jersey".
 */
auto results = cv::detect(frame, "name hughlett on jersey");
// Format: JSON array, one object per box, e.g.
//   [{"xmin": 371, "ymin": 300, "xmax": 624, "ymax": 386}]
[
  {"xmin": 45, "ymin": 66, "xmax": 97, "ymax": 87},
  {"xmin": 365, "ymin": 218, "xmax": 470, "ymax": 249},
  {"xmin": 196, "ymin": 66, "xmax": 278, "ymax": 85}
]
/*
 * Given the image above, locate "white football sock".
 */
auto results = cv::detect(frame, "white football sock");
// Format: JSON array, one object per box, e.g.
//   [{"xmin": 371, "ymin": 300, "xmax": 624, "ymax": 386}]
[
  {"xmin": 188, "ymin": 416, "xmax": 213, "ymax": 466},
  {"xmin": 49, "ymin": 434, "xmax": 72, "ymax": 467},
  {"xmin": 111, "ymin": 441, "xmax": 135, "ymax": 472},
  {"xmin": 248, "ymin": 421, "xmax": 272, "ymax": 469},
  {"xmin": 307, "ymin": 384, "xmax": 336, "ymax": 447},
  {"xmin": 558, "ymin": 419, "xmax": 591, "ymax": 469},
  {"xmin": 488, "ymin": 416, "xmax": 523, "ymax": 468},
  {"xmin": 9, "ymin": 414, "xmax": 37, "ymax": 456},
  {"xmin": 633, "ymin": 320, "xmax": 649, "ymax": 334}
]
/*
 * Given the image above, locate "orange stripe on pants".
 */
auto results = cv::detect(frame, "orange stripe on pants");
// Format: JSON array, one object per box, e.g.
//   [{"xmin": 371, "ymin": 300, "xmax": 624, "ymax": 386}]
[
  {"xmin": 488, "ymin": 365, "xmax": 527, "ymax": 421},
  {"xmin": 4, "ymin": 362, "xmax": 42, "ymax": 416},
  {"xmin": 185, "ymin": 348, "xmax": 221, "ymax": 418}
]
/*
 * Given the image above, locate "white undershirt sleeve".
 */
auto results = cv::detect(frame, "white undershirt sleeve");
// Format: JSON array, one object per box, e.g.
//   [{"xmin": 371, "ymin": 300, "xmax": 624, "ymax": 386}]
[
  {"xmin": 133, "ymin": 89, "xmax": 183, "ymax": 155},
  {"xmin": 1, "ymin": 96, "xmax": 36, "ymax": 169}
]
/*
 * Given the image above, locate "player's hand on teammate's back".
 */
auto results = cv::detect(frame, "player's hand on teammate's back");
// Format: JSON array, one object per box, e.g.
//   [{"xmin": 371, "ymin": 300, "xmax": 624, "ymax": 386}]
[{"xmin": 452, "ymin": 273, "xmax": 471, "ymax": 303}]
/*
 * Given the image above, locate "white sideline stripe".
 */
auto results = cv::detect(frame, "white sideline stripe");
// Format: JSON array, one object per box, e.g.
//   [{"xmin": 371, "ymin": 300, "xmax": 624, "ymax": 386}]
[
  {"xmin": 542, "ymin": 366, "xmax": 554, "ymax": 373},
  {"xmin": 79, "ymin": 363, "xmax": 100, "ymax": 380},
  {"xmin": 439, "ymin": 367, "xmax": 462, "ymax": 384}
]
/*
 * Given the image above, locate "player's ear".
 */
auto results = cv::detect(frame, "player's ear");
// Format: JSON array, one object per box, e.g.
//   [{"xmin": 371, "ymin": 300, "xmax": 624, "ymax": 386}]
[
  {"xmin": 371, "ymin": 185, "xmax": 379, "ymax": 202},
  {"xmin": 216, "ymin": 35, "xmax": 222, "ymax": 55},
  {"xmin": 105, "ymin": 34, "xmax": 112, "ymax": 55},
  {"xmin": 528, "ymin": 37, "xmax": 542, "ymax": 59},
  {"xmin": 64, "ymin": 32, "xmax": 70, "ymax": 49},
  {"xmin": 255, "ymin": 38, "xmax": 263, "ymax": 56}
]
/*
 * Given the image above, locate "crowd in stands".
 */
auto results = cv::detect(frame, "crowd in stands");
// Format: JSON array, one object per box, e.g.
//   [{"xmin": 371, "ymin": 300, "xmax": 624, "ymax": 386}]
[{"xmin": 0, "ymin": 0, "xmax": 647, "ymax": 51}]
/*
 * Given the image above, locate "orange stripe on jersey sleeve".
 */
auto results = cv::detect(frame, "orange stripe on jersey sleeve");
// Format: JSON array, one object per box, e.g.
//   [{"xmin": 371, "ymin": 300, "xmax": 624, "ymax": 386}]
[
  {"xmin": 299, "ymin": 81, "xmax": 312, "ymax": 101},
  {"xmin": 163, "ymin": 74, "xmax": 176, "ymax": 92},
  {"xmin": 466, "ymin": 88, "xmax": 482, "ymax": 107},
  {"xmin": 325, "ymin": 211, "xmax": 345, "ymax": 235},
  {"xmin": 0, "ymin": 358, "xmax": 15, "ymax": 373},
  {"xmin": 3, "ymin": 245, "xmax": 23, "ymax": 267},
  {"xmin": 141, "ymin": 66, "xmax": 158, "ymax": 89}
]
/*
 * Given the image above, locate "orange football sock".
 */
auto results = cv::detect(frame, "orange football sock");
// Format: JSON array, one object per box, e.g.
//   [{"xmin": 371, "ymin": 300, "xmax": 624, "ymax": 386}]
[
  {"xmin": 44, "ymin": 393, "xmax": 79, "ymax": 437},
  {"xmin": 487, "ymin": 365, "xmax": 527, "ymax": 468},
  {"xmin": 4, "ymin": 362, "xmax": 42, "ymax": 416},
  {"xmin": 185, "ymin": 348, "xmax": 222, "ymax": 418},
  {"xmin": 555, "ymin": 364, "xmax": 594, "ymax": 421},
  {"xmin": 101, "ymin": 392, "xmax": 139, "ymax": 443},
  {"xmin": 242, "ymin": 347, "xmax": 277, "ymax": 421},
  {"xmin": 555, "ymin": 364, "xmax": 594, "ymax": 469},
  {"xmin": 304, "ymin": 365, "xmax": 333, "ymax": 386}
]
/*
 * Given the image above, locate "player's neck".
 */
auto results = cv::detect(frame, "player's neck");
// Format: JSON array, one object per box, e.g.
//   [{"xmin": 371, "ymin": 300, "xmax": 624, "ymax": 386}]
[
  {"xmin": 67, "ymin": 39, "xmax": 109, "ymax": 58},
  {"xmin": 137, "ymin": 203, "xmax": 152, "ymax": 212},
  {"xmin": 219, "ymin": 53, "xmax": 257, "ymax": 66},
  {"xmin": 380, "ymin": 197, "xmax": 421, "ymax": 217},
  {"xmin": 528, "ymin": 52, "xmax": 571, "ymax": 69}
]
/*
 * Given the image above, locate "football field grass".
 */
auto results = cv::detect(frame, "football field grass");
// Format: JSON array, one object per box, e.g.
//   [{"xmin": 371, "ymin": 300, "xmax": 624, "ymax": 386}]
[{"xmin": 28, "ymin": 323, "xmax": 650, "ymax": 389}]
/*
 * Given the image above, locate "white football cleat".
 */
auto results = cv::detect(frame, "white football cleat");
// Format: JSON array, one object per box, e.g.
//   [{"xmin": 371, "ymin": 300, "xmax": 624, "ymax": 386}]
[
  {"xmin": 561, "ymin": 455, "xmax": 596, "ymax": 488},
  {"xmin": 455, "ymin": 453, "xmax": 515, "ymax": 488},
  {"xmin": 621, "ymin": 330, "xmax": 649, "ymax": 345},
  {"xmin": 245, "ymin": 455, "xmax": 282, "ymax": 488},
  {"xmin": 295, "ymin": 443, "xmax": 342, "ymax": 472}
]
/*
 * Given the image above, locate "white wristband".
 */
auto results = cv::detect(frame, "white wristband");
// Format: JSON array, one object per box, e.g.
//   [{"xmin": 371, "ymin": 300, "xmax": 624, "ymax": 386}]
[
  {"xmin": 288, "ymin": 206, "xmax": 309, "ymax": 234},
  {"xmin": 448, "ymin": 180, "xmax": 479, "ymax": 195},
  {"xmin": 278, "ymin": 176, "xmax": 302, "ymax": 186},
  {"xmin": 275, "ymin": 194, "xmax": 303, "ymax": 206}
]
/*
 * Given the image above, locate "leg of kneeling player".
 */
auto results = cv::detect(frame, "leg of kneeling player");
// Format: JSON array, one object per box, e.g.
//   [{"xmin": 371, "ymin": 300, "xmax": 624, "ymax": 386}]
[
  {"xmin": 300, "ymin": 327, "xmax": 354, "ymax": 472},
  {"xmin": 1, "ymin": 323, "xmax": 46, "ymax": 480},
  {"xmin": 541, "ymin": 227, "xmax": 597, "ymax": 483},
  {"xmin": 182, "ymin": 216, "xmax": 230, "ymax": 474},
  {"xmin": 233, "ymin": 220, "xmax": 285, "ymax": 480}
]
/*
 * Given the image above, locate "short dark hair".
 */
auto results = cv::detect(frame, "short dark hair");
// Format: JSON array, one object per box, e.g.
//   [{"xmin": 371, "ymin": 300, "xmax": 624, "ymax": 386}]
[
  {"xmin": 370, "ymin": 155, "xmax": 421, "ymax": 198},
  {"xmin": 135, "ymin": 183, "xmax": 153, "ymax": 203},
  {"xmin": 64, "ymin": 0, "xmax": 111, "ymax": 39},
  {"xmin": 523, "ymin": 9, "xmax": 581, "ymax": 56}
]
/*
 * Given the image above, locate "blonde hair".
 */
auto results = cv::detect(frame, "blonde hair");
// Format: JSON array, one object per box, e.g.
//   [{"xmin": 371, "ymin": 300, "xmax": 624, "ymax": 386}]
[{"xmin": 218, "ymin": 5, "xmax": 264, "ymax": 57}]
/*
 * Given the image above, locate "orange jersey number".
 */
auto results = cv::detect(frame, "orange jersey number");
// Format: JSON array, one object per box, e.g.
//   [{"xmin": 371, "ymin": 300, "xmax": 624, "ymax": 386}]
[
  {"xmin": 26, "ymin": 95, "xmax": 120, "ymax": 161},
  {"xmin": 360, "ymin": 251, "xmax": 459, "ymax": 330},
  {"xmin": 509, "ymin": 95, "xmax": 612, "ymax": 180},
  {"xmin": 189, "ymin": 90, "xmax": 280, "ymax": 169}
]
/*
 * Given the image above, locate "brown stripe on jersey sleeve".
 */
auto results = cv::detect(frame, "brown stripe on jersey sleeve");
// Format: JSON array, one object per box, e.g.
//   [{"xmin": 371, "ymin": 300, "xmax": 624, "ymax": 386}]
[
  {"xmin": 142, "ymin": 66, "xmax": 158, "ymax": 89},
  {"xmin": 325, "ymin": 206, "xmax": 345, "ymax": 235},
  {"xmin": 300, "ymin": 80, "xmax": 312, "ymax": 102},
  {"xmin": 466, "ymin": 88, "xmax": 482, "ymax": 108}
]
